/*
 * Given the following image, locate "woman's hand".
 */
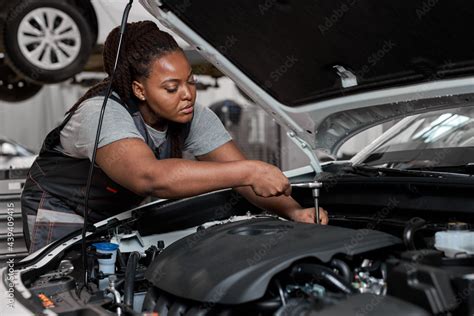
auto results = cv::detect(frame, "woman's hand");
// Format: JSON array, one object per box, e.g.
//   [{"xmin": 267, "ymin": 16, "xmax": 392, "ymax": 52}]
[
  {"xmin": 286, "ymin": 207, "xmax": 329, "ymax": 224},
  {"xmin": 246, "ymin": 160, "xmax": 292, "ymax": 198}
]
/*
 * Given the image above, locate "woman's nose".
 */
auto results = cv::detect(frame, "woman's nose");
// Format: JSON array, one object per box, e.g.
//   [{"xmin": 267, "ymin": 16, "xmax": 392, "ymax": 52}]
[{"xmin": 181, "ymin": 83, "xmax": 193, "ymax": 100}]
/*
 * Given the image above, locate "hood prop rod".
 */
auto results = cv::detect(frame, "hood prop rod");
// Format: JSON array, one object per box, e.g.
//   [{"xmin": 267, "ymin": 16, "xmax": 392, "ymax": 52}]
[{"xmin": 287, "ymin": 131, "xmax": 322, "ymax": 173}]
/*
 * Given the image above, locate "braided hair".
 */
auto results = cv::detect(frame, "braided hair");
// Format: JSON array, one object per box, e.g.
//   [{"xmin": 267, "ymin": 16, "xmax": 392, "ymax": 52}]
[{"xmin": 67, "ymin": 21, "xmax": 186, "ymax": 158}]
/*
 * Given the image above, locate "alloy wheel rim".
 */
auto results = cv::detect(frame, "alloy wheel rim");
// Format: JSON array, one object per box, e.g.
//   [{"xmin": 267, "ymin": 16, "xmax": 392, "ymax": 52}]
[{"xmin": 17, "ymin": 7, "xmax": 82, "ymax": 71}]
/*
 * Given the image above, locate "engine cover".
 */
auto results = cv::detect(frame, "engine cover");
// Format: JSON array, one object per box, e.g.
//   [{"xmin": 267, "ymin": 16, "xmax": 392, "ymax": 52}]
[{"xmin": 145, "ymin": 217, "xmax": 400, "ymax": 304}]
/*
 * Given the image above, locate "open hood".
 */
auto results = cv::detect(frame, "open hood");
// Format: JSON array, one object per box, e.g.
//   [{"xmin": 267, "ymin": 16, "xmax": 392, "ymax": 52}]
[{"xmin": 139, "ymin": 0, "xmax": 474, "ymax": 170}]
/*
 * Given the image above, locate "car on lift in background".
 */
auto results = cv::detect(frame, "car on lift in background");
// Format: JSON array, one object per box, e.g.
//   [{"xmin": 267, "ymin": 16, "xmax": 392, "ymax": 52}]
[
  {"xmin": 0, "ymin": 137, "xmax": 36, "ymax": 170},
  {"xmin": 0, "ymin": 0, "xmax": 208, "ymax": 102}
]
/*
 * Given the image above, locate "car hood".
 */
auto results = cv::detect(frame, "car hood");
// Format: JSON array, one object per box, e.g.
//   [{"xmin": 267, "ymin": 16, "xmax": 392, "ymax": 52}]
[{"xmin": 139, "ymin": 0, "xmax": 474, "ymax": 161}]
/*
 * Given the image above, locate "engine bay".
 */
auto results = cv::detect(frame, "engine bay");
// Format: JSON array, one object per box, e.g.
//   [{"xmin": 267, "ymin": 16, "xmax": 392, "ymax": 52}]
[
  {"xmin": 9, "ymin": 185, "xmax": 474, "ymax": 316},
  {"xmin": 14, "ymin": 214, "xmax": 473, "ymax": 316}
]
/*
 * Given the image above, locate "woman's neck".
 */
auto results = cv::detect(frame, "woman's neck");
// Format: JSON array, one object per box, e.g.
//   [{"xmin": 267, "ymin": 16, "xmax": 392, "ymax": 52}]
[{"xmin": 139, "ymin": 104, "xmax": 167, "ymax": 131}]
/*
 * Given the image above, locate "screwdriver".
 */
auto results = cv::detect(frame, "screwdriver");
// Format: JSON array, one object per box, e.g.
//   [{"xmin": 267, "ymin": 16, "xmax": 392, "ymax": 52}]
[{"xmin": 291, "ymin": 181, "xmax": 323, "ymax": 224}]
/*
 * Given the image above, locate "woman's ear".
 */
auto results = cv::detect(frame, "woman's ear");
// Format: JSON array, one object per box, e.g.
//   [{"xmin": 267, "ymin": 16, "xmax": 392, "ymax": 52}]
[{"xmin": 132, "ymin": 80, "xmax": 146, "ymax": 101}]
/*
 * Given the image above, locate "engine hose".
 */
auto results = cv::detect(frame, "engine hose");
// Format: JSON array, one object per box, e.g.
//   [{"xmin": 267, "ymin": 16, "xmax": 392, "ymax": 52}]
[
  {"xmin": 290, "ymin": 263, "xmax": 357, "ymax": 294},
  {"xmin": 255, "ymin": 298, "xmax": 282, "ymax": 311},
  {"xmin": 116, "ymin": 249, "xmax": 127, "ymax": 273},
  {"xmin": 142, "ymin": 287, "xmax": 160, "ymax": 312},
  {"xmin": 275, "ymin": 279, "xmax": 287, "ymax": 305},
  {"xmin": 403, "ymin": 217, "xmax": 427, "ymax": 250},
  {"xmin": 124, "ymin": 251, "xmax": 141, "ymax": 307},
  {"xmin": 330, "ymin": 258, "xmax": 353, "ymax": 283}
]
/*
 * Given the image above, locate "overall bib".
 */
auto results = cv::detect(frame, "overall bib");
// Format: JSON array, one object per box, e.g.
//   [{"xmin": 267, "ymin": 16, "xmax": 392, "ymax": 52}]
[{"xmin": 21, "ymin": 93, "xmax": 190, "ymax": 253}]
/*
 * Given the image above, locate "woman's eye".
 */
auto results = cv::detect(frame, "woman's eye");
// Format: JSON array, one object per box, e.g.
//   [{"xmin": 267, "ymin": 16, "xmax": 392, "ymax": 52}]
[{"xmin": 165, "ymin": 87, "xmax": 178, "ymax": 93}]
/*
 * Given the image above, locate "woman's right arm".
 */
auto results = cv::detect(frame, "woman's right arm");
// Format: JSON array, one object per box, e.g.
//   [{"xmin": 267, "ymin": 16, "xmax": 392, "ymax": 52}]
[{"xmin": 96, "ymin": 138, "xmax": 291, "ymax": 199}]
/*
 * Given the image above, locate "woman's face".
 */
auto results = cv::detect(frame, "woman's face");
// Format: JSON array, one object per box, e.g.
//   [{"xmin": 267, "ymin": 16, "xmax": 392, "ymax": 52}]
[{"xmin": 132, "ymin": 51, "xmax": 197, "ymax": 128}]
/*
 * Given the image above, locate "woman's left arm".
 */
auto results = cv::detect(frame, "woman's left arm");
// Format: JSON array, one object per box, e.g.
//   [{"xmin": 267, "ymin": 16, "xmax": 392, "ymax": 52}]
[{"xmin": 196, "ymin": 141, "xmax": 328, "ymax": 224}]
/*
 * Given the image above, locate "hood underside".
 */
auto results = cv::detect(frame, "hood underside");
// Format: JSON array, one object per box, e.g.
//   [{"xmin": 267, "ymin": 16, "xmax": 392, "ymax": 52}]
[{"xmin": 140, "ymin": 0, "xmax": 474, "ymax": 155}]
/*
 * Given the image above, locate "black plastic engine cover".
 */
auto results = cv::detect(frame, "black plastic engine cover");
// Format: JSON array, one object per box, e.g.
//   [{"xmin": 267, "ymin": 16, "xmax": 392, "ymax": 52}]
[
  {"xmin": 312, "ymin": 294, "xmax": 429, "ymax": 316},
  {"xmin": 145, "ymin": 217, "xmax": 401, "ymax": 304}
]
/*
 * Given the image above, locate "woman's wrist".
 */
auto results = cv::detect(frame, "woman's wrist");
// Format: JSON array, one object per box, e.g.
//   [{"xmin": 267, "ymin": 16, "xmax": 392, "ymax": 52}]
[
  {"xmin": 271, "ymin": 198, "xmax": 304, "ymax": 219},
  {"xmin": 238, "ymin": 160, "xmax": 255, "ymax": 186}
]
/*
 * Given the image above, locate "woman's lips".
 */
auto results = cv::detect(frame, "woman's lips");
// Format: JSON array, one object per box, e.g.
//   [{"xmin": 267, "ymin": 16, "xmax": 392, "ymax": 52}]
[{"xmin": 180, "ymin": 105, "xmax": 194, "ymax": 114}]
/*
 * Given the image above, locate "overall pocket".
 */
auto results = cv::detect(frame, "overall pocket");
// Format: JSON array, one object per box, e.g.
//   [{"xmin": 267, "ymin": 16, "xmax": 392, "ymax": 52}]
[{"xmin": 29, "ymin": 208, "xmax": 84, "ymax": 253}]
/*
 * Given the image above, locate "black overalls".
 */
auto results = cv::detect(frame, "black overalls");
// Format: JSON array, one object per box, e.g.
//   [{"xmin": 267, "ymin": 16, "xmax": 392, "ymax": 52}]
[{"xmin": 21, "ymin": 93, "xmax": 190, "ymax": 253}]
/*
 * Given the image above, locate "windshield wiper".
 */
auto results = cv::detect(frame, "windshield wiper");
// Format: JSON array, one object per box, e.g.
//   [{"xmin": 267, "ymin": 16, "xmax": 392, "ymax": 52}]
[{"xmin": 344, "ymin": 165, "xmax": 471, "ymax": 178}]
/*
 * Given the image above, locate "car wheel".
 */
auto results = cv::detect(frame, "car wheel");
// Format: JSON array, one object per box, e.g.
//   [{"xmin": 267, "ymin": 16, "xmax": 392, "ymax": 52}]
[
  {"xmin": 2, "ymin": 0, "xmax": 93, "ymax": 84},
  {"xmin": 0, "ymin": 53, "xmax": 42, "ymax": 102}
]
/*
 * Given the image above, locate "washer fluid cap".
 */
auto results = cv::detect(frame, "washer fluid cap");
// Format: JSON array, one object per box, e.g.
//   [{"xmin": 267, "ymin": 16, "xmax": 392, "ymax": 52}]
[
  {"xmin": 447, "ymin": 222, "xmax": 469, "ymax": 231},
  {"xmin": 93, "ymin": 242, "xmax": 119, "ymax": 251}
]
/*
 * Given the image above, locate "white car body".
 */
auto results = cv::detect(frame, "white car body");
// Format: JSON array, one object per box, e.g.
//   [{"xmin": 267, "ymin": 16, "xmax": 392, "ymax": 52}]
[{"xmin": 91, "ymin": 0, "xmax": 192, "ymax": 49}]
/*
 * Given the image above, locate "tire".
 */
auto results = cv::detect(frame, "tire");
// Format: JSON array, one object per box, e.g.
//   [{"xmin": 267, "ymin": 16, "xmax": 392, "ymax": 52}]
[
  {"xmin": 2, "ymin": 0, "xmax": 93, "ymax": 84},
  {"xmin": 0, "ymin": 53, "xmax": 42, "ymax": 102}
]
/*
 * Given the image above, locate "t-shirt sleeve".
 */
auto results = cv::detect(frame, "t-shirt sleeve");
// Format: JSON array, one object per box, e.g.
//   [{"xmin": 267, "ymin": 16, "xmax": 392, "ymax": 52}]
[
  {"xmin": 60, "ymin": 97, "xmax": 145, "ymax": 161},
  {"xmin": 184, "ymin": 103, "xmax": 232, "ymax": 156}
]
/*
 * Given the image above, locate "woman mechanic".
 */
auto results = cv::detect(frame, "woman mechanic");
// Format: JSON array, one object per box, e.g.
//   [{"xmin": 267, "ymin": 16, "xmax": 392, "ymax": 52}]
[{"xmin": 21, "ymin": 21, "xmax": 328, "ymax": 253}]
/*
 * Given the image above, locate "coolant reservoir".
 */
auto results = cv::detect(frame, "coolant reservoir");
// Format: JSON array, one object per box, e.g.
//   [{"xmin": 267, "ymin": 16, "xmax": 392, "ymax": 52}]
[{"xmin": 435, "ymin": 223, "xmax": 474, "ymax": 257}]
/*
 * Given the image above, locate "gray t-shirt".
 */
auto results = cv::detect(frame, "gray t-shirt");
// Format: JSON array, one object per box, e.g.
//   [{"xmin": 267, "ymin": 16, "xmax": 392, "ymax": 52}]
[{"xmin": 58, "ymin": 95, "xmax": 232, "ymax": 160}]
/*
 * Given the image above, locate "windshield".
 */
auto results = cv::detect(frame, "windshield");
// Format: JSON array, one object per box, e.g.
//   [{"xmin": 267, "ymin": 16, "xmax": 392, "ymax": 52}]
[{"xmin": 351, "ymin": 106, "xmax": 474, "ymax": 169}]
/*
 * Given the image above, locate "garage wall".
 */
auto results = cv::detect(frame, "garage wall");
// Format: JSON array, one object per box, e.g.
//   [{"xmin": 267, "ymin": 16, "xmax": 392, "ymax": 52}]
[
  {"xmin": 0, "ymin": 84, "xmax": 86, "ymax": 152},
  {"xmin": 280, "ymin": 134, "xmax": 311, "ymax": 171}
]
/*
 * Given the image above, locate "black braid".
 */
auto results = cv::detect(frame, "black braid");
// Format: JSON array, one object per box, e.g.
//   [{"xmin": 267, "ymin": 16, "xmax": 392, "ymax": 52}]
[{"xmin": 66, "ymin": 21, "xmax": 186, "ymax": 158}]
